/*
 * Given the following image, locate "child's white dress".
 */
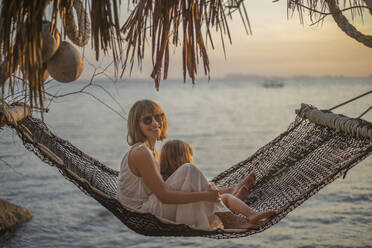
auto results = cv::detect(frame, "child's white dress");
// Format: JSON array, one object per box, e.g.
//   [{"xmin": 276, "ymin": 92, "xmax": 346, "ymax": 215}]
[{"xmin": 116, "ymin": 144, "xmax": 229, "ymax": 229}]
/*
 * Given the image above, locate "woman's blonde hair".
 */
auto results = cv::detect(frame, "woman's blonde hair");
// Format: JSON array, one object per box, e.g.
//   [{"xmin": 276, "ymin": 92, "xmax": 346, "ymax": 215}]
[
  {"xmin": 127, "ymin": 99, "xmax": 168, "ymax": 145},
  {"xmin": 160, "ymin": 139, "xmax": 194, "ymax": 178}
]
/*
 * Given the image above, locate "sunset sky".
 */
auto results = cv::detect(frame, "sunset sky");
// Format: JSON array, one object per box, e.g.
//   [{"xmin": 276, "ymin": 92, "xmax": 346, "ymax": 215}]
[
  {"xmin": 83, "ymin": 1, "xmax": 372, "ymax": 79},
  {"xmin": 208, "ymin": 1, "xmax": 372, "ymax": 78}
]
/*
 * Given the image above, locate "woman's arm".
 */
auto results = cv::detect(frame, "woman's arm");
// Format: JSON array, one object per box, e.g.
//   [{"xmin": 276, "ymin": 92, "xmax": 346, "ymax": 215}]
[{"xmin": 129, "ymin": 146, "xmax": 220, "ymax": 204}]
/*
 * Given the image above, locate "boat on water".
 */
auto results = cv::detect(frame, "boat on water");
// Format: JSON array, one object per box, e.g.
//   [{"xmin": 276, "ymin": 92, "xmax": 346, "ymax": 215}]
[{"xmin": 263, "ymin": 79, "xmax": 284, "ymax": 88}]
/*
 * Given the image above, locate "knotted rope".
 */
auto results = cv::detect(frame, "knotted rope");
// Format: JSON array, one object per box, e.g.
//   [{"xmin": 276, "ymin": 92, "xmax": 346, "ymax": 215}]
[{"xmin": 297, "ymin": 103, "xmax": 372, "ymax": 140}]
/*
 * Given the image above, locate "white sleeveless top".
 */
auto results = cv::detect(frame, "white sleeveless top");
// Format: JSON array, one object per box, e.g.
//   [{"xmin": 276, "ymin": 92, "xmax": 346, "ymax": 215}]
[{"xmin": 116, "ymin": 144, "xmax": 154, "ymax": 209}]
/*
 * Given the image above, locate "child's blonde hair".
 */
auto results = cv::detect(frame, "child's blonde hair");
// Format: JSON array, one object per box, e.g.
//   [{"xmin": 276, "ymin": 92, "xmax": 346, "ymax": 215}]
[{"xmin": 160, "ymin": 139, "xmax": 194, "ymax": 179}]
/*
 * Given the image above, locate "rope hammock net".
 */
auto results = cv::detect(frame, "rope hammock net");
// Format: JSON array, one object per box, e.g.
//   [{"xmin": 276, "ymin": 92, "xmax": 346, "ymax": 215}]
[{"xmin": 6, "ymin": 103, "xmax": 372, "ymax": 239}]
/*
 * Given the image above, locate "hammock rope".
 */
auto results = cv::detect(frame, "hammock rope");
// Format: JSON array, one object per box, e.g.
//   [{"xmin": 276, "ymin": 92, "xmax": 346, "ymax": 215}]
[
  {"xmin": 358, "ymin": 105, "xmax": 372, "ymax": 119},
  {"xmin": 328, "ymin": 90, "xmax": 372, "ymax": 111},
  {"xmin": 6, "ymin": 103, "xmax": 372, "ymax": 239}
]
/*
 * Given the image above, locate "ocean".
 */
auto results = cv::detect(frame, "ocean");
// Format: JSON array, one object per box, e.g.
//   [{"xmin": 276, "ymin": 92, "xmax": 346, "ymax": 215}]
[{"xmin": 1, "ymin": 77, "xmax": 371, "ymax": 247}]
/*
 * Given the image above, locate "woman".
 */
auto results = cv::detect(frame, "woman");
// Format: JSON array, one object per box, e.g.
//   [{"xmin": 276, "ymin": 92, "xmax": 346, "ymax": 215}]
[{"xmin": 117, "ymin": 99, "xmax": 275, "ymax": 229}]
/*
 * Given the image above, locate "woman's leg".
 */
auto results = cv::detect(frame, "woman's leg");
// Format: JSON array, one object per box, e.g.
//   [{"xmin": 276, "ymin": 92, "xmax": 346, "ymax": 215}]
[
  {"xmin": 215, "ymin": 200, "xmax": 276, "ymax": 229},
  {"xmin": 220, "ymin": 194, "xmax": 276, "ymax": 224},
  {"xmin": 215, "ymin": 210, "xmax": 275, "ymax": 229},
  {"xmin": 220, "ymin": 194, "xmax": 255, "ymax": 216}
]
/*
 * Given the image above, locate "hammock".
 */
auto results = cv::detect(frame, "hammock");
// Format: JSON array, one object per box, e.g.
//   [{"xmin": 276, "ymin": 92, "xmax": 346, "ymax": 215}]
[{"xmin": 7, "ymin": 103, "xmax": 372, "ymax": 239}]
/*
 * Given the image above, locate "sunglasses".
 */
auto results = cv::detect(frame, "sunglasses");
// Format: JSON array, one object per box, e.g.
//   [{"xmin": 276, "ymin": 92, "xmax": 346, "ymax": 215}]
[{"xmin": 139, "ymin": 113, "xmax": 164, "ymax": 125}]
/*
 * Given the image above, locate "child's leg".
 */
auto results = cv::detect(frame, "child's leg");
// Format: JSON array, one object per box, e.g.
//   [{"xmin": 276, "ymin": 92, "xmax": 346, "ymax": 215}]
[
  {"xmin": 234, "ymin": 185, "xmax": 249, "ymax": 201},
  {"xmin": 234, "ymin": 171, "xmax": 256, "ymax": 196},
  {"xmin": 220, "ymin": 193, "xmax": 276, "ymax": 224},
  {"xmin": 218, "ymin": 171, "xmax": 256, "ymax": 200}
]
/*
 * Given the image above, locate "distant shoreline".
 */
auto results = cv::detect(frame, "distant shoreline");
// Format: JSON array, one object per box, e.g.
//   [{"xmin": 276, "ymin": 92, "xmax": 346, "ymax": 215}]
[
  {"xmin": 55, "ymin": 74, "xmax": 372, "ymax": 83},
  {"xmin": 223, "ymin": 74, "xmax": 372, "ymax": 80},
  {"xmin": 102, "ymin": 74, "xmax": 372, "ymax": 82}
]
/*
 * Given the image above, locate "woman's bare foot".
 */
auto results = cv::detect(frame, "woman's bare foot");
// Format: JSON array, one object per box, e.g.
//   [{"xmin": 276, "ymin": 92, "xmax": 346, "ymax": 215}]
[
  {"xmin": 215, "ymin": 212, "xmax": 260, "ymax": 229},
  {"xmin": 215, "ymin": 210, "xmax": 276, "ymax": 230},
  {"xmin": 246, "ymin": 210, "xmax": 277, "ymax": 225}
]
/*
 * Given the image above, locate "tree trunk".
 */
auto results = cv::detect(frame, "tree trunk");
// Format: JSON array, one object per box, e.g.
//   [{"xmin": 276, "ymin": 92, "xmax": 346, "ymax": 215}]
[{"xmin": 326, "ymin": 0, "xmax": 372, "ymax": 48}]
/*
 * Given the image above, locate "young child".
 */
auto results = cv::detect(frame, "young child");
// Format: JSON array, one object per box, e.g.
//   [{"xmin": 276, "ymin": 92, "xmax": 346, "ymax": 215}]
[{"xmin": 160, "ymin": 139, "xmax": 276, "ymax": 229}]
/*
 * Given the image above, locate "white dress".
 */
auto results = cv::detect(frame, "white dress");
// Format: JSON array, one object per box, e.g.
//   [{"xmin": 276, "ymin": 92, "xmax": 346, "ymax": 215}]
[{"xmin": 116, "ymin": 144, "xmax": 229, "ymax": 230}]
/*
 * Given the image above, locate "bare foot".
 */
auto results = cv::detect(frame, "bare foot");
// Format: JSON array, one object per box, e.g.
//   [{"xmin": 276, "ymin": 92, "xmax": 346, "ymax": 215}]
[
  {"xmin": 247, "ymin": 210, "xmax": 277, "ymax": 225},
  {"xmin": 216, "ymin": 212, "xmax": 260, "ymax": 229},
  {"xmin": 241, "ymin": 171, "xmax": 256, "ymax": 190},
  {"xmin": 235, "ymin": 185, "xmax": 249, "ymax": 201},
  {"xmin": 215, "ymin": 211, "xmax": 276, "ymax": 230},
  {"xmin": 233, "ymin": 171, "xmax": 256, "ymax": 200}
]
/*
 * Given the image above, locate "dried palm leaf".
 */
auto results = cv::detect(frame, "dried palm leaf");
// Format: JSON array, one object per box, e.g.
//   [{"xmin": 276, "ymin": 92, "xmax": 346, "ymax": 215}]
[
  {"xmin": 121, "ymin": 0, "xmax": 251, "ymax": 90},
  {"xmin": 0, "ymin": 0, "xmax": 121, "ymax": 112}
]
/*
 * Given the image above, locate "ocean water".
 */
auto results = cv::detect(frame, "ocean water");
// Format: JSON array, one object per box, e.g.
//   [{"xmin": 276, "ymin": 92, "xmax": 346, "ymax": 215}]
[{"xmin": 1, "ymin": 77, "xmax": 371, "ymax": 248}]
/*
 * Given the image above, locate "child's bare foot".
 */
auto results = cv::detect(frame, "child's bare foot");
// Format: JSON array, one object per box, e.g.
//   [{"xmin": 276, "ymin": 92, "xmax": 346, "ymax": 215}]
[
  {"xmin": 233, "ymin": 171, "xmax": 256, "ymax": 200},
  {"xmin": 241, "ymin": 171, "xmax": 256, "ymax": 190},
  {"xmin": 235, "ymin": 185, "xmax": 249, "ymax": 201}
]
